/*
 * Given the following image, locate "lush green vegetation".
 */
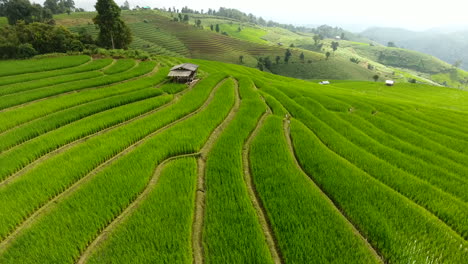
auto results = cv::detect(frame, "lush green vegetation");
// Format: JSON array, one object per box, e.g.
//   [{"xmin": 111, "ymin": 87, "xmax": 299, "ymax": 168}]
[{"xmin": 0, "ymin": 54, "xmax": 467, "ymax": 264}]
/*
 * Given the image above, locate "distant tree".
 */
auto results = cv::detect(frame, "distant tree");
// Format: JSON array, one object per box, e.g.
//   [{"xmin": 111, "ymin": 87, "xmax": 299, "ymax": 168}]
[
  {"xmin": 0, "ymin": 0, "xmax": 6, "ymax": 16},
  {"xmin": 275, "ymin": 55, "xmax": 281, "ymax": 64},
  {"xmin": 325, "ymin": 51, "xmax": 331, "ymax": 60},
  {"xmin": 350, "ymin": 57, "xmax": 360, "ymax": 64},
  {"xmin": 178, "ymin": 13, "xmax": 182, "ymax": 21},
  {"xmin": 367, "ymin": 64, "xmax": 374, "ymax": 70},
  {"xmin": 289, "ymin": 43, "xmax": 294, "ymax": 48},
  {"xmin": 373, "ymin": 74, "xmax": 379, "ymax": 82},
  {"xmin": 210, "ymin": 24, "xmax": 213, "ymax": 31},
  {"xmin": 195, "ymin": 19, "xmax": 201, "ymax": 27},
  {"xmin": 215, "ymin": 24, "xmax": 220, "ymax": 33},
  {"xmin": 237, "ymin": 26, "xmax": 241, "ymax": 32},
  {"xmin": 408, "ymin": 78, "xmax": 417, "ymax": 83},
  {"xmin": 313, "ymin": 34, "xmax": 322, "ymax": 46},
  {"xmin": 284, "ymin": 49, "xmax": 292, "ymax": 63},
  {"xmin": 183, "ymin": 14, "xmax": 189, "ymax": 22},
  {"xmin": 257, "ymin": 61, "xmax": 263, "ymax": 71},
  {"xmin": 387, "ymin": 41, "xmax": 397, "ymax": 48},
  {"xmin": 299, "ymin": 52, "xmax": 304, "ymax": 62},
  {"xmin": 93, "ymin": 0, "xmax": 132, "ymax": 49},
  {"xmin": 264, "ymin": 56, "xmax": 272, "ymax": 70},
  {"xmin": 453, "ymin": 59, "xmax": 462, "ymax": 68},
  {"xmin": 120, "ymin": 0, "xmax": 129, "ymax": 10},
  {"xmin": 239, "ymin": 55, "xmax": 243, "ymax": 64},
  {"xmin": 5, "ymin": 0, "xmax": 32, "ymax": 24},
  {"xmin": 331, "ymin": 41, "xmax": 339, "ymax": 53},
  {"xmin": 340, "ymin": 32, "xmax": 345, "ymax": 40}
]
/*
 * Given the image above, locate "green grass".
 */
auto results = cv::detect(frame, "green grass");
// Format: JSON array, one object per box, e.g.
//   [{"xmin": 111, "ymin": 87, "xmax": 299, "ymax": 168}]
[
  {"xmin": 250, "ymin": 116, "xmax": 380, "ymax": 263},
  {"xmin": 203, "ymin": 77, "xmax": 273, "ymax": 263},
  {"xmin": 0, "ymin": 58, "xmax": 112, "ymax": 86},
  {"xmin": 0, "ymin": 75, "xmax": 235, "ymax": 264},
  {"xmin": 103, "ymin": 59, "xmax": 136, "ymax": 74},
  {"xmin": 0, "ymin": 92, "xmax": 172, "ymax": 180},
  {"xmin": 88, "ymin": 157, "xmax": 198, "ymax": 264},
  {"xmin": 0, "ymin": 55, "xmax": 467, "ymax": 263},
  {"xmin": 0, "ymin": 72, "xmax": 226, "ymax": 240},
  {"xmin": 289, "ymin": 119, "xmax": 468, "ymax": 263},
  {"xmin": 0, "ymin": 67, "xmax": 170, "ymax": 133},
  {"xmin": 0, "ymin": 60, "xmax": 156, "ymax": 110},
  {"xmin": 0, "ymin": 55, "xmax": 90, "ymax": 76}
]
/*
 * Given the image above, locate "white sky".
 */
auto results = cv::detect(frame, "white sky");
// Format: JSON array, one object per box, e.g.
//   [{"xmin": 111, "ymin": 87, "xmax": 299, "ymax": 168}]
[{"xmin": 74, "ymin": 0, "xmax": 468, "ymax": 31}]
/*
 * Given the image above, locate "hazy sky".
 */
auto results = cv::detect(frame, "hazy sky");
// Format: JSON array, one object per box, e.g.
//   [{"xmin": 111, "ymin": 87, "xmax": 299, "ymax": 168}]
[{"xmin": 74, "ymin": 0, "xmax": 468, "ymax": 31}]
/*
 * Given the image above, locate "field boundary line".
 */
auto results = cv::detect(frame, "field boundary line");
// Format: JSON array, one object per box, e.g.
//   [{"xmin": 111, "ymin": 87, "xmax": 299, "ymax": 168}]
[
  {"xmin": 192, "ymin": 77, "xmax": 240, "ymax": 264},
  {"xmin": 283, "ymin": 117, "xmax": 385, "ymax": 263},
  {"xmin": 0, "ymin": 81, "xmax": 189, "ymax": 186},
  {"xmin": 76, "ymin": 152, "xmax": 201, "ymax": 264},
  {"xmin": 0, "ymin": 63, "xmax": 160, "ymax": 113},
  {"xmin": 242, "ymin": 109, "xmax": 283, "ymax": 264},
  {"xmin": 0, "ymin": 78, "xmax": 227, "ymax": 253},
  {"xmin": 99, "ymin": 59, "xmax": 117, "ymax": 72}
]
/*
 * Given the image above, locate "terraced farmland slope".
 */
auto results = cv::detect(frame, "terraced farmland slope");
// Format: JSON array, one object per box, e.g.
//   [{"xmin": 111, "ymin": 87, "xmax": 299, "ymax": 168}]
[
  {"xmin": 55, "ymin": 10, "xmax": 468, "ymax": 87},
  {"xmin": 0, "ymin": 55, "xmax": 467, "ymax": 263}
]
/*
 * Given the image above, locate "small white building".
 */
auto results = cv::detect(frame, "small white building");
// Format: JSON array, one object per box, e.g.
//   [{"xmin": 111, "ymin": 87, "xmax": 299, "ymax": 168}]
[
  {"xmin": 385, "ymin": 80, "xmax": 395, "ymax": 86},
  {"xmin": 319, "ymin": 81, "xmax": 330, "ymax": 85}
]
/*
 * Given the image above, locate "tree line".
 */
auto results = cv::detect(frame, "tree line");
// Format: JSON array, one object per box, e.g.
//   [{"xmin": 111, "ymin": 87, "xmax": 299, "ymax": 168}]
[{"xmin": 0, "ymin": 0, "xmax": 131, "ymax": 59}]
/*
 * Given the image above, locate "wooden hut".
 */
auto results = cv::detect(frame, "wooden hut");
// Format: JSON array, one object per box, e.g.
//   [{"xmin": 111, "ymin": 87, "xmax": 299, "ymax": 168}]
[{"xmin": 168, "ymin": 63, "xmax": 199, "ymax": 83}]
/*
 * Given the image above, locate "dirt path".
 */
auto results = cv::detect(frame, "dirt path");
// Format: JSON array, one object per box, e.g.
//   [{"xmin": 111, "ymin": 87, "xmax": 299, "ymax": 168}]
[
  {"xmin": 192, "ymin": 78, "xmax": 241, "ymax": 264},
  {"xmin": 76, "ymin": 152, "xmax": 201, "ymax": 264},
  {"xmin": 0, "ymin": 78, "xmax": 227, "ymax": 254},
  {"xmin": 282, "ymin": 118, "xmax": 384, "ymax": 263},
  {"xmin": 0, "ymin": 80, "xmax": 194, "ymax": 187},
  {"xmin": 0, "ymin": 63, "xmax": 160, "ymax": 114},
  {"xmin": 99, "ymin": 59, "xmax": 117, "ymax": 72},
  {"xmin": 242, "ymin": 110, "xmax": 283, "ymax": 264}
]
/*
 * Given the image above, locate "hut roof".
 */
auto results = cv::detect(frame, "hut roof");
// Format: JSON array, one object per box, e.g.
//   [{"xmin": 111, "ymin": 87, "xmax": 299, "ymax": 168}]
[
  {"xmin": 168, "ymin": 70, "xmax": 193, "ymax": 77},
  {"xmin": 170, "ymin": 63, "xmax": 199, "ymax": 72}
]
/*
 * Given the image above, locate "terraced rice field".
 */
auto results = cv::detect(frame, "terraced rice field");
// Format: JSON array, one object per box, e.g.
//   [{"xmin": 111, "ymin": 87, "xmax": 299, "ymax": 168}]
[{"xmin": 0, "ymin": 55, "xmax": 467, "ymax": 263}]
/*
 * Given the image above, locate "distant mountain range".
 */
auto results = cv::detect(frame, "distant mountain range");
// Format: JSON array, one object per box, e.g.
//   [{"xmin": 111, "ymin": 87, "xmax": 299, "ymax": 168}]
[{"xmin": 361, "ymin": 27, "xmax": 468, "ymax": 70}]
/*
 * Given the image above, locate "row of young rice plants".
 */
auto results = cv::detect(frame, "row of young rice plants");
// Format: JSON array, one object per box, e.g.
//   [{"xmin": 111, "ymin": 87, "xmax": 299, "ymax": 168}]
[
  {"xmin": 262, "ymin": 86, "xmax": 468, "ymax": 239},
  {"xmin": 0, "ymin": 55, "xmax": 90, "ymax": 77},
  {"xmin": 402, "ymin": 106, "xmax": 468, "ymax": 135},
  {"xmin": 0, "ymin": 67, "xmax": 170, "ymax": 132},
  {"xmin": 322, "ymin": 91, "xmax": 468, "ymax": 170},
  {"xmin": 289, "ymin": 91, "xmax": 468, "ymax": 203},
  {"xmin": 344, "ymin": 94, "xmax": 468, "ymax": 145},
  {"xmin": 249, "ymin": 115, "xmax": 380, "ymax": 263},
  {"xmin": 366, "ymin": 103, "xmax": 468, "ymax": 155},
  {"xmin": 0, "ymin": 73, "xmax": 227, "ymax": 242},
  {"xmin": 0, "ymin": 93, "xmax": 173, "ymax": 180},
  {"xmin": 0, "ymin": 60, "xmax": 157, "ymax": 110},
  {"xmin": 260, "ymin": 85, "xmax": 468, "ymax": 262},
  {"xmin": 202, "ymin": 77, "xmax": 274, "ymax": 263},
  {"xmin": 0, "ymin": 70, "xmax": 104, "ymax": 96},
  {"xmin": 288, "ymin": 86, "xmax": 468, "ymax": 179},
  {"xmin": 103, "ymin": 59, "xmax": 137, "ymax": 75},
  {"xmin": 0, "ymin": 79, "xmax": 236, "ymax": 263},
  {"xmin": 160, "ymin": 83, "xmax": 188, "ymax": 94},
  {"xmin": 288, "ymin": 118, "xmax": 468, "ymax": 263},
  {"xmin": 87, "ymin": 157, "xmax": 198, "ymax": 264},
  {"xmin": 326, "ymin": 83, "xmax": 468, "ymax": 140},
  {"xmin": 0, "ymin": 58, "xmax": 113, "ymax": 86},
  {"xmin": 258, "ymin": 91, "xmax": 289, "ymax": 116},
  {"xmin": 320, "ymin": 93, "xmax": 468, "ymax": 180},
  {"xmin": 0, "ymin": 87, "xmax": 164, "ymax": 152}
]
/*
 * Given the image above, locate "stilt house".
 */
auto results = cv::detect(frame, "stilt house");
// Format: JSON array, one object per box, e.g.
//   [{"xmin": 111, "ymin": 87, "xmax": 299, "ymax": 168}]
[{"xmin": 168, "ymin": 63, "xmax": 199, "ymax": 83}]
